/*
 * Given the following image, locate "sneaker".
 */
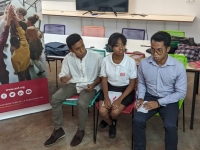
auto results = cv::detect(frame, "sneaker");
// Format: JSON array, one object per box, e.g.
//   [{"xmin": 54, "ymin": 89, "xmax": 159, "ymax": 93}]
[
  {"xmin": 70, "ymin": 129, "xmax": 85, "ymax": 147},
  {"xmin": 99, "ymin": 120, "xmax": 108, "ymax": 129},
  {"xmin": 44, "ymin": 128, "xmax": 65, "ymax": 147},
  {"xmin": 37, "ymin": 70, "xmax": 45, "ymax": 75},
  {"xmin": 109, "ymin": 120, "xmax": 117, "ymax": 139}
]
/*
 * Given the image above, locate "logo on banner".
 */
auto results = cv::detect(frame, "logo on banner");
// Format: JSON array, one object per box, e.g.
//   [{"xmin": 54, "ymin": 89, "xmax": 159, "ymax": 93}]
[
  {"xmin": 18, "ymin": 90, "xmax": 24, "ymax": 96},
  {"xmin": 26, "ymin": 89, "xmax": 32, "ymax": 95},
  {"xmin": 9, "ymin": 92, "xmax": 16, "ymax": 98},
  {"xmin": 1, "ymin": 93, "xmax": 7, "ymax": 99}
]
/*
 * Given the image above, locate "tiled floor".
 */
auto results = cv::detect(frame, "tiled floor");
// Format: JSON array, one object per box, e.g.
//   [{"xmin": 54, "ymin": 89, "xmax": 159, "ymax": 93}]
[{"xmin": 0, "ymin": 61, "xmax": 199, "ymax": 150}]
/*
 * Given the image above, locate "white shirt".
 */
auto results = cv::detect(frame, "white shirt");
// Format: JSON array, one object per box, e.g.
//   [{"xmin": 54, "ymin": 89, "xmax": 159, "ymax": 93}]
[
  {"xmin": 100, "ymin": 53, "xmax": 137, "ymax": 86},
  {"xmin": 59, "ymin": 49, "xmax": 103, "ymax": 93}
]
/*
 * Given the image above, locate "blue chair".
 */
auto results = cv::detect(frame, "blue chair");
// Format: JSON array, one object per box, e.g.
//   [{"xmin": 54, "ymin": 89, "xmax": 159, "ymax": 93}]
[
  {"xmin": 62, "ymin": 49, "xmax": 106, "ymax": 143},
  {"xmin": 122, "ymin": 28, "xmax": 145, "ymax": 40},
  {"xmin": 44, "ymin": 24, "xmax": 65, "ymax": 35}
]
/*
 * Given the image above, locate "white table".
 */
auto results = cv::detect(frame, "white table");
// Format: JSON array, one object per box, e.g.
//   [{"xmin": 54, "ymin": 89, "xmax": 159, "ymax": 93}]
[{"xmin": 44, "ymin": 33, "xmax": 199, "ymax": 130}]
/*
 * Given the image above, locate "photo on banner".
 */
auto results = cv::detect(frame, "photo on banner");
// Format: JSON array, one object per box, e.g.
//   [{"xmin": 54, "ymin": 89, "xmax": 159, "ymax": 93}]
[{"xmin": 0, "ymin": 0, "xmax": 49, "ymax": 114}]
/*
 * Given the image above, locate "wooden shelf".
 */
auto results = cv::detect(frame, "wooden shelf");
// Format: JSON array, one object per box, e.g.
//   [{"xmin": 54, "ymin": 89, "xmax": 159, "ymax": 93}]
[{"xmin": 42, "ymin": 10, "xmax": 195, "ymax": 22}]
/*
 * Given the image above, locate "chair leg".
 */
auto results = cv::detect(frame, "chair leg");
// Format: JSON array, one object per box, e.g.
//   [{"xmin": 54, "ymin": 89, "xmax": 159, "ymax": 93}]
[
  {"xmin": 47, "ymin": 60, "xmax": 51, "ymax": 72},
  {"xmin": 95, "ymin": 109, "xmax": 99, "ymax": 143},
  {"xmin": 183, "ymin": 102, "xmax": 185, "ymax": 132},
  {"xmin": 72, "ymin": 106, "xmax": 74, "ymax": 116},
  {"xmin": 93, "ymin": 104, "xmax": 96, "ymax": 143},
  {"xmin": 132, "ymin": 110, "xmax": 134, "ymax": 150}
]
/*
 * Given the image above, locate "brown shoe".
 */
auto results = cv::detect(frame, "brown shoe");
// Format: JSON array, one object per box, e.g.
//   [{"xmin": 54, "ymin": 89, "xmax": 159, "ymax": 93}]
[{"xmin": 70, "ymin": 129, "xmax": 85, "ymax": 147}]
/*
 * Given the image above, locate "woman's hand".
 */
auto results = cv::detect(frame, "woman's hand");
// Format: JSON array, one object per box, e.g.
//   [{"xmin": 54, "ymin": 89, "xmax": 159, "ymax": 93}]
[
  {"xmin": 112, "ymin": 99, "xmax": 121, "ymax": 110},
  {"xmin": 104, "ymin": 97, "xmax": 111, "ymax": 109}
]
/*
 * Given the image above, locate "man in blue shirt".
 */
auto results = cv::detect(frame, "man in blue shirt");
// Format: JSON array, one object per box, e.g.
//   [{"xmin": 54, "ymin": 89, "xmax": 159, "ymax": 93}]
[{"xmin": 133, "ymin": 31, "xmax": 187, "ymax": 150}]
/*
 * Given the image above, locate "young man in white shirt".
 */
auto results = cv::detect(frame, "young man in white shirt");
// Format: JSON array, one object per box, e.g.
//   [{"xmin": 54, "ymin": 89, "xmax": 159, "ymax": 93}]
[{"xmin": 44, "ymin": 33, "xmax": 102, "ymax": 147}]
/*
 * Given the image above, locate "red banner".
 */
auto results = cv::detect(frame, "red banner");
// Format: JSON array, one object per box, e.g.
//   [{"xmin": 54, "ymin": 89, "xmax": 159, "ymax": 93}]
[{"xmin": 0, "ymin": 78, "xmax": 49, "ymax": 113}]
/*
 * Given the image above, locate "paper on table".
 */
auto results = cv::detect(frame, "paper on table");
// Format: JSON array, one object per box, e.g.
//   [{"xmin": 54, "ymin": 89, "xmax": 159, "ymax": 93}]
[
  {"xmin": 102, "ymin": 91, "xmax": 122, "ymax": 106},
  {"xmin": 137, "ymin": 101, "xmax": 148, "ymax": 113}
]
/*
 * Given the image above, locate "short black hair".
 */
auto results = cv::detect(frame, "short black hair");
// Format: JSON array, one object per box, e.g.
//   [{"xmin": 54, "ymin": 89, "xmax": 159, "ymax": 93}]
[
  {"xmin": 10, "ymin": 37, "xmax": 20, "ymax": 47},
  {"xmin": 66, "ymin": 33, "xmax": 82, "ymax": 49},
  {"xmin": 151, "ymin": 31, "xmax": 171, "ymax": 47},
  {"xmin": 108, "ymin": 33, "xmax": 127, "ymax": 48}
]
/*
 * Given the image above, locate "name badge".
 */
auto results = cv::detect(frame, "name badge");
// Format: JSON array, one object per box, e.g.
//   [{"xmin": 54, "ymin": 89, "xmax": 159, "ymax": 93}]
[{"xmin": 120, "ymin": 73, "xmax": 125, "ymax": 76}]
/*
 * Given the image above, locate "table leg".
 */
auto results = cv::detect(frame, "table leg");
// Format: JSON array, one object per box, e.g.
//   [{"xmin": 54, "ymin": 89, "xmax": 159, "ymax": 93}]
[
  {"xmin": 190, "ymin": 71, "xmax": 198, "ymax": 130},
  {"xmin": 56, "ymin": 59, "xmax": 58, "ymax": 88},
  {"xmin": 196, "ymin": 72, "xmax": 199, "ymax": 94}
]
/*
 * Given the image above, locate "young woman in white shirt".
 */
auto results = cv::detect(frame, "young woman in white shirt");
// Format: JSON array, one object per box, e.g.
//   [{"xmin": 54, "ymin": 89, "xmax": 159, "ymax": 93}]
[{"xmin": 98, "ymin": 33, "xmax": 137, "ymax": 139}]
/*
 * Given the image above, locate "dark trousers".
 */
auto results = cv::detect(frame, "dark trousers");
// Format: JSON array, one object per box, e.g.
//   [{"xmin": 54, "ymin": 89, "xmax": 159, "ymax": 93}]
[
  {"xmin": 0, "ymin": 70, "xmax": 9, "ymax": 84},
  {"xmin": 17, "ymin": 68, "xmax": 31, "ymax": 82},
  {"xmin": 133, "ymin": 92, "xmax": 179, "ymax": 150}
]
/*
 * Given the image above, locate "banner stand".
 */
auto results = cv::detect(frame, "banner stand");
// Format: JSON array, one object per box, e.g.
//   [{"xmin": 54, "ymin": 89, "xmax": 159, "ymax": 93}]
[{"xmin": 0, "ymin": 104, "xmax": 51, "ymax": 120}]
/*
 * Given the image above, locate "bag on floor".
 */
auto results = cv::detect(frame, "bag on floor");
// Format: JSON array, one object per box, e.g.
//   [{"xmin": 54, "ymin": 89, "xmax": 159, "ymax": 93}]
[{"xmin": 45, "ymin": 42, "xmax": 69, "ymax": 56}]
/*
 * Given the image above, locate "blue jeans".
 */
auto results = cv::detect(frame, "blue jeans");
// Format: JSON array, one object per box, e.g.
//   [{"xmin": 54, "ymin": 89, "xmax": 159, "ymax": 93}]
[{"xmin": 133, "ymin": 92, "xmax": 179, "ymax": 150}]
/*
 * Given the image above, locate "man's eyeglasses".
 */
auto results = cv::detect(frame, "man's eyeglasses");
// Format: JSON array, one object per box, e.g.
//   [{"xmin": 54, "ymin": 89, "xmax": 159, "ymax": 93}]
[{"xmin": 151, "ymin": 48, "xmax": 163, "ymax": 55}]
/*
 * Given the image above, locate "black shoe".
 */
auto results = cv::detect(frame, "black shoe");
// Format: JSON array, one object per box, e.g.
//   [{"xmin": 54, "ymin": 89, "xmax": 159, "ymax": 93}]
[
  {"xmin": 109, "ymin": 119, "xmax": 117, "ymax": 139},
  {"xmin": 99, "ymin": 120, "xmax": 108, "ymax": 129},
  {"xmin": 70, "ymin": 129, "xmax": 85, "ymax": 147},
  {"xmin": 37, "ymin": 70, "xmax": 45, "ymax": 75},
  {"xmin": 44, "ymin": 128, "xmax": 65, "ymax": 147}
]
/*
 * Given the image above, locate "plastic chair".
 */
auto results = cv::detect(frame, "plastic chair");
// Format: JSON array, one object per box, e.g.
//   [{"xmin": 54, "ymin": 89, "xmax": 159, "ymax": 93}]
[
  {"xmin": 44, "ymin": 24, "xmax": 65, "ymax": 35},
  {"xmin": 95, "ymin": 100, "xmax": 135, "ymax": 149},
  {"xmin": 62, "ymin": 49, "xmax": 106, "ymax": 143},
  {"xmin": 122, "ymin": 28, "xmax": 145, "ymax": 40},
  {"xmin": 82, "ymin": 26, "xmax": 105, "ymax": 37},
  {"xmin": 162, "ymin": 30, "xmax": 185, "ymax": 37},
  {"xmin": 161, "ymin": 30, "xmax": 185, "ymax": 49},
  {"xmin": 44, "ymin": 24, "xmax": 66, "ymax": 73},
  {"xmin": 156, "ymin": 54, "xmax": 187, "ymax": 132}
]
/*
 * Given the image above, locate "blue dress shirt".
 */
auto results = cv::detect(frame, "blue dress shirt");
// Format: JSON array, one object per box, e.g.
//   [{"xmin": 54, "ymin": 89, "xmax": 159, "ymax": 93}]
[{"xmin": 138, "ymin": 55, "xmax": 187, "ymax": 106}]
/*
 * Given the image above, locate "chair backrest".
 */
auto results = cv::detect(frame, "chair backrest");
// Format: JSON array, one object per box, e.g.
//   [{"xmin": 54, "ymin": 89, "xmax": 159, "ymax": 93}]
[
  {"xmin": 161, "ymin": 30, "xmax": 185, "ymax": 37},
  {"xmin": 92, "ymin": 49, "xmax": 106, "ymax": 58},
  {"xmin": 122, "ymin": 28, "xmax": 145, "ymax": 40},
  {"xmin": 169, "ymin": 54, "xmax": 187, "ymax": 109},
  {"xmin": 82, "ymin": 26, "xmax": 105, "ymax": 37},
  {"xmin": 44, "ymin": 24, "xmax": 65, "ymax": 35}
]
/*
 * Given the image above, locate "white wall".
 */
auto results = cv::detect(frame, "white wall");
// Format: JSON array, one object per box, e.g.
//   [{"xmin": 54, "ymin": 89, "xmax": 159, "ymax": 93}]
[{"xmin": 41, "ymin": 0, "xmax": 200, "ymax": 42}]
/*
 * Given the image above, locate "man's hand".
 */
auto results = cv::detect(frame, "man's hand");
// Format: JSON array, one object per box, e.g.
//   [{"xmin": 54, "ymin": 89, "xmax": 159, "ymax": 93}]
[
  {"xmin": 135, "ymin": 99, "xmax": 144, "ymax": 110},
  {"xmin": 104, "ymin": 97, "xmax": 111, "ymax": 109},
  {"xmin": 143, "ymin": 101, "xmax": 160, "ymax": 111},
  {"xmin": 60, "ymin": 76, "xmax": 71, "ymax": 84},
  {"xmin": 112, "ymin": 99, "xmax": 121, "ymax": 110},
  {"xmin": 85, "ymin": 84, "xmax": 94, "ymax": 92}
]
